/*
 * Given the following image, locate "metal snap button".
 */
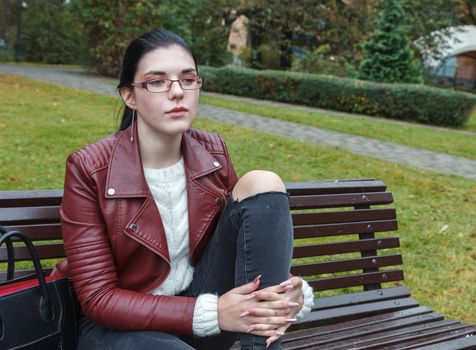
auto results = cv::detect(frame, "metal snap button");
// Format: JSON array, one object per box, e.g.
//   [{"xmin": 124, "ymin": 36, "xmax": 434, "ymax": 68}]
[
  {"xmin": 107, "ymin": 188, "xmax": 115, "ymax": 195},
  {"xmin": 129, "ymin": 224, "xmax": 138, "ymax": 232},
  {"xmin": 215, "ymin": 198, "xmax": 223, "ymax": 205},
  {"xmin": 213, "ymin": 161, "xmax": 220, "ymax": 167}
]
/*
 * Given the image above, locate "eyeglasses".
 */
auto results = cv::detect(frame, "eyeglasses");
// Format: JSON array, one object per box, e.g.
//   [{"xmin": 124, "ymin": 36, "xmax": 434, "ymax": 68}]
[{"xmin": 131, "ymin": 75, "xmax": 204, "ymax": 93}]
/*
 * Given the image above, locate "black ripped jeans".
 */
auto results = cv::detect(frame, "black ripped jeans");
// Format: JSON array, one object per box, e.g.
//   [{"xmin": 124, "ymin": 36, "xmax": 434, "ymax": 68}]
[{"xmin": 77, "ymin": 192, "xmax": 294, "ymax": 350}]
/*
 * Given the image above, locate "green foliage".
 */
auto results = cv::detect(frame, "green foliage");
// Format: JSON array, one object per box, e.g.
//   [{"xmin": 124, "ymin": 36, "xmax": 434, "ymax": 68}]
[
  {"xmin": 402, "ymin": 0, "xmax": 460, "ymax": 63},
  {"xmin": 0, "ymin": 49, "xmax": 13, "ymax": 62},
  {"xmin": 71, "ymin": 0, "xmax": 233, "ymax": 77},
  {"xmin": 201, "ymin": 66, "xmax": 475, "ymax": 127},
  {"xmin": 359, "ymin": 0, "xmax": 422, "ymax": 83},
  {"xmin": 187, "ymin": 0, "xmax": 234, "ymax": 67},
  {"xmin": 0, "ymin": 0, "xmax": 17, "ymax": 50},
  {"xmin": 240, "ymin": 0, "xmax": 380, "ymax": 71},
  {"xmin": 291, "ymin": 45, "xmax": 359, "ymax": 78},
  {"xmin": 21, "ymin": 0, "xmax": 82, "ymax": 64}
]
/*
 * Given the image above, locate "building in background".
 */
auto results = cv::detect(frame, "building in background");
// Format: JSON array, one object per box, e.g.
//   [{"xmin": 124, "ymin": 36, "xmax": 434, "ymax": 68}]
[
  {"xmin": 227, "ymin": 15, "xmax": 248, "ymax": 65},
  {"xmin": 423, "ymin": 25, "xmax": 476, "ymax": 91}
]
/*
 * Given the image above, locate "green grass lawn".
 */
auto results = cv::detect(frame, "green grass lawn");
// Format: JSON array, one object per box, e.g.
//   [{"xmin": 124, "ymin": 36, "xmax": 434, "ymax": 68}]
[
  {"xmin": 1, "ymin": 73, "xmax": 475, "ymax": 324},
  {"xmin": 201, "ymin": 93, "xmax": 476, "ymax": 160}
]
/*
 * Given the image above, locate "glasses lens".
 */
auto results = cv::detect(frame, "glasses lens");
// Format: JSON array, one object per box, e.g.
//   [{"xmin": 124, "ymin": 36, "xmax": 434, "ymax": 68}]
[
  {"xmin": 147, "ymin": 79, "xmax": 171, "ymax": 93},
  {"xmin": 180, "ymin": 76, "xmax": 202, "ymax": 90}
]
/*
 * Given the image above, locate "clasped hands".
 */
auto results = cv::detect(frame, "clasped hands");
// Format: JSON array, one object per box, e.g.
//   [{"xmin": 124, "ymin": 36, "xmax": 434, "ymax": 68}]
[{"xmin": 218, "ymin": 275, "xmax": 304, "ymax": 348}]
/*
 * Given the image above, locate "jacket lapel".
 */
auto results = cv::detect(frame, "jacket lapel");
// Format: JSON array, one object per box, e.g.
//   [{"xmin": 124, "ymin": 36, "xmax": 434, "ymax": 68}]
[
  {"xmin": 105, "ymin": 126, "xmax": 170, "ymax": 263},
  {"xmin": 181, "ymin": 132, "xmax": 225, "ymax": 261}
]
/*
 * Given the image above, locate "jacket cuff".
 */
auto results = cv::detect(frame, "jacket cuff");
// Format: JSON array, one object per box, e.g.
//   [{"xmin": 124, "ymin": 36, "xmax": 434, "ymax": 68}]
[{"xmin": 192, "ymin": 294, "xmax": 220, "ymax": 337}]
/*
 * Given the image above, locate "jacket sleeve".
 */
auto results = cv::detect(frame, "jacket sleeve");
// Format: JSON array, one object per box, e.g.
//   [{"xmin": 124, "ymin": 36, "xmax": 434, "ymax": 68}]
[
  {"xmin": 60, "ymin": 152, "xmax": 196, "ymax": 335},
  {"xmin": 220, "ymin": 136, "xmax": 238, "ymax": 194}
]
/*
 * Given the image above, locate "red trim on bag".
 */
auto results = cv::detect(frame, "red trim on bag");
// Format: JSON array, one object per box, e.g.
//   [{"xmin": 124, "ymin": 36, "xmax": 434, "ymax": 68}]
[{"xmin": 0, "ymin": 274, "xmax": 66, "ymax": 297}]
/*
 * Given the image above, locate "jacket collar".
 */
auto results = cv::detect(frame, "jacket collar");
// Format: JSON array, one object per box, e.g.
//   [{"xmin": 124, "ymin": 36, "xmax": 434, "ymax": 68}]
[{"xmin": 105, "ymin": 125, "xmax": 222, "ymax": 198}]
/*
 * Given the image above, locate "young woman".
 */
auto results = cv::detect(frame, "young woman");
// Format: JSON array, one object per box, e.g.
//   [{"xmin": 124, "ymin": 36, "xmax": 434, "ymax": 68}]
[{"xmin": 58, "ymin": 29, "xmax": 314, "ymax": 350}]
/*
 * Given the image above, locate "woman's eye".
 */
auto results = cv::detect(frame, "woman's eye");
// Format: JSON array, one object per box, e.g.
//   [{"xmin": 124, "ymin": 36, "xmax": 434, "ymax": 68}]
[
  {"xmin": 149, "ymin": 80, "xmax": 165, "ymax": 86},
  {"xmin": 181, "ymin": 77, "xmax": 196, "ymax": 85}
]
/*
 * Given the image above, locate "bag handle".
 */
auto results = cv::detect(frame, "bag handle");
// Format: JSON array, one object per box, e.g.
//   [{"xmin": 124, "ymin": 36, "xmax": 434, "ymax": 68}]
[
  {"xmin": 0, "ymin": 225, "xmax": 15, "ymax": 280},
  {"xmin": 0, "ymin": 228, "xmax": 54, "ymax": 322}
]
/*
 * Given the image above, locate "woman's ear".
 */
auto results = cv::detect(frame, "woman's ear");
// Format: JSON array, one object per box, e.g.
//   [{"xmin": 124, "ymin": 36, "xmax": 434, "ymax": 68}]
[{"xmin": 120, "ymin": 87, "xmax": 136, "ymax": 110}]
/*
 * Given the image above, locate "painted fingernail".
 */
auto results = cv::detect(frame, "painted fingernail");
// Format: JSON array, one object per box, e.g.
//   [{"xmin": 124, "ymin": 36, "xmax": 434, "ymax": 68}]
[
  {"xmin": 286, "ymin": 318, "xmax": 297, "ymax": 322},
  {"xmin": 253, "ymin": 274, "xmax": 262, "ymax": 283},
  {"xmin": 280, "ymin": 279, "xmax": 292, "ymax": 287},
  {"xmin": 240, "ymin": 311, "xmax": 250, "ymax": 318},
  {"xmin": 247, "ymin": 326, "xmax": 254, "ymax": 333},
  {"xmin": 288, "ymin": 302, "xmax": 300, "ymax": 307},
  {"xmin": 283, "ymin": 284, "xmax": 294, "ymax": 291},
  {"xmin": 266, "ymin": 340, "xmax": 271, "ymax": 348},
  {"xmin": 276, "ymin": 330, "xmax": 285, "ymax": 336}
]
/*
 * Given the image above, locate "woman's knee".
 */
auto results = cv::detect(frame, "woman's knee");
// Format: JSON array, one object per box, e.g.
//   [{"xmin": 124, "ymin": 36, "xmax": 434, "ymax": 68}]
[{"xmin": 232, "ymin": 170, "xmax": 286, "ymax": 202}]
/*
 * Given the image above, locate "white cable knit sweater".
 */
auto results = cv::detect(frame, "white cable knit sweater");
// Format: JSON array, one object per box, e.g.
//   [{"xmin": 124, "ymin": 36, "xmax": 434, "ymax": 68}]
[{"xmin": 144, "ymin": 158, "xmax": 314, "ymax": 337}]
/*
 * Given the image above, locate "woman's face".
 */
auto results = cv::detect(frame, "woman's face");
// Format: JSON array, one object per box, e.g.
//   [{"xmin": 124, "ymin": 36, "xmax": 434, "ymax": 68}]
[{"xmin": 122, "ymin": 45, "xmax": 200, "ymax": 140}]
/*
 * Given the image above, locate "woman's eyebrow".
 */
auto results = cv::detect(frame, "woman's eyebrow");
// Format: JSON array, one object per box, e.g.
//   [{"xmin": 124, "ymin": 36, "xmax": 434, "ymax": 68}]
[{"xmin": 144, "ymin": 68, "xmax": 196, "ymax": 76}]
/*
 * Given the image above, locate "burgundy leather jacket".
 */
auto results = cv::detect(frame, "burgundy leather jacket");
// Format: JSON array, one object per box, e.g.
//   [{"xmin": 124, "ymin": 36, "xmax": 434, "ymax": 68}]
[{"xmin": 58, "ymin": 126, "xmax": 238, "ymax": 335}]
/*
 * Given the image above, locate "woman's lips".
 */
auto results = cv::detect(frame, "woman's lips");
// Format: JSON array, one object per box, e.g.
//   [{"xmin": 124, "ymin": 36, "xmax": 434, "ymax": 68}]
[{"xmin": 166, "ymin": 107, "xmax": 188, "ymax": 117}]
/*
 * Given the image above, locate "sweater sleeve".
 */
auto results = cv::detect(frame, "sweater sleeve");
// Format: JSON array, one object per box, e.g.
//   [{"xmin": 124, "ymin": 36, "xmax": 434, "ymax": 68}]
[
  {"xmin": 192, "ymin": 294, "xmax": 220, "ymax": 337},
  {"xmin": 296, "ymin": 279, "xmax": 315, "ymax": 320}
]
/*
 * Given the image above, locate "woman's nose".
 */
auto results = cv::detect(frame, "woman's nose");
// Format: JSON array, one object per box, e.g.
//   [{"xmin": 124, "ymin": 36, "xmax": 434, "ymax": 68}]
[{"xmin": 168, "ymin": 80, "xmax": 184, "ymax": 99}]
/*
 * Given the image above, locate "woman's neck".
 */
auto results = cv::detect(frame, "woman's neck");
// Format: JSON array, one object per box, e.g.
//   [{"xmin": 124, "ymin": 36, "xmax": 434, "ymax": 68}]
[{"xmin": 137, "ymin": 125, "xmax": 183, "ymax": 169}]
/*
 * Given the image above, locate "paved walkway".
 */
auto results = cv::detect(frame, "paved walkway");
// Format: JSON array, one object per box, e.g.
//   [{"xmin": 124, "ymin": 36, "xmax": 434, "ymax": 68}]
[{"xmin": 1, "ymin": 64, "xmax": 475, "ymax": 181}]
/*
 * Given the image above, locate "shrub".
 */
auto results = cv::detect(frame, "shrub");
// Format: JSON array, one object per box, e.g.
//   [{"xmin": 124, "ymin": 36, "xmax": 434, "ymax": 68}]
[
  {"xmin": 21, "ymin": 0, "xmax": 82, "ymax": 64},
  {"xmin": 200, "ymin": 66, "xmax": 475, "ymax": 127}
]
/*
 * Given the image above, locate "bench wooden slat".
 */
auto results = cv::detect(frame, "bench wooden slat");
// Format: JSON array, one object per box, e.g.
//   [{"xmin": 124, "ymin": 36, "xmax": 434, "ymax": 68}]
[
  {"xmin": 320, "ymin": 320, "xmax": 476, "ymax": 350},
  {"xmin": 0, "ymin": 190, "xmax": 62, "ymax": 207},
  {"xmin": 289, "ymin": 192, "xmax": 394, "ymax": 210},
  {"xmin": 296, "ymin": 297, "xmax": 420, "ymax": 329},
  {"xmin": 383, "ymin": 327, "xmax": 476, "ymax": 349},
  {"xmin": 293, "ymin": 237, "xmax": 400, "ymax": 258},
  {"xmin": 0, "ymin": 268, "xmax": 53, "ymax": 281},
  {"xmin": 293, "ymin": 219, "xmax": 398, "ymax": 239},
  {"xmin": 292, "ymin": 208, "xmax": 396, "ymax": 226},
  {"xmin": 284, "ymin": 312, "xmax": 444, "ymax": 349},
  {"xmin": 0, "ymin": 243, "xmax": 65, "ymax": 262},
  {"xmin": 409, "ymin": 332, "xmax": 476, "ymax": 350},
  {"xmin": 312, "ymin": 286, "xmax": 411, "ymax": 312},
  {"xmin": 309, "ymin": 270, "xmax": 404, "ymax": 291},
  {"xmin": 287, "ymin": 306, "xmax": 433, "ymax": 341},
  {"xmin": 291, "ymin": 255, "xmax": 403, "ymax": 276},
  {"xmin": 317, "ymin": 320, "xmax": 467, "ymax": 350},
  {"xmin": 285, "ymin": 180, "xmax": 387, "ymax": 196},
  {"xmin": 0, "ymin": 206, "xmax": 60, "ymax": 225},
  {"xmin": 1, "ymin": 224, "xmax": 62, "ymax": 240}
]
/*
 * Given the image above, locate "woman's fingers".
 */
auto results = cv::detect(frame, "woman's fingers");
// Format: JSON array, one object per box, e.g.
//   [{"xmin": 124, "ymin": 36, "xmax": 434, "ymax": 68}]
[
  {"xmin": 242, "ymin": 302, "xmax": 300, "ymax": 318},
  {"xmin": 255, "ymin": 299, "xmax": 299, "ymax": 310},
  {"xmin": 279, "ymin": 276, "xmax": 302, "ymax": 291},
  {"xmin": 242, "ymin": 307, "xmax": 289, "ymax": 317},
  {"xmin": 247, "ymin": 328, "xmax": 286, "ymax": 338},
  {"xmin": 252, "ymin": 289, "xmax": 286, "ymax": 301},
  {"xmin": 255, "ymin": 276, "xmax": 304, "ymax": 296},
  {"xmin": 246, "ymin": 316, "xmax": 296, "ymax": 326},
  {"xmin": 266, "ymin": 325, "xmax": 289, "ymax": 348}
]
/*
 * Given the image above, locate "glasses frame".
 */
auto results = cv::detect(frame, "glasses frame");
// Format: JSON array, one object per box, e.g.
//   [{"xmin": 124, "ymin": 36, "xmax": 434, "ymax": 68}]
[{"xmin": 131, "ymin": 75, "xmax": 204, "ymax": 93}]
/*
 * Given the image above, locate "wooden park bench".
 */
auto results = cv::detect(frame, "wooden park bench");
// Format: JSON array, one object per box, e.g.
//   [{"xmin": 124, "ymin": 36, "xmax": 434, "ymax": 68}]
[{"xmin": 1, "ymin": 179, "xmax": 475, "ymax": 349}]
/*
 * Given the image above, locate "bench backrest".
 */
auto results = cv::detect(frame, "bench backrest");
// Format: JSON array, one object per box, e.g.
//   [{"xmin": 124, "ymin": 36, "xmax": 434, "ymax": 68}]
[{"xmin": 0, "ymin": 179, "xmax": 403, "ymax": 295}]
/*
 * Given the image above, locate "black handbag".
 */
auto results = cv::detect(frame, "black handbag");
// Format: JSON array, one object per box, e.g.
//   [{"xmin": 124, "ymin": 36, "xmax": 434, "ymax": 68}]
[{"xmin": 0, "ymin": 228, "xmax": 77, "ymax": 350}]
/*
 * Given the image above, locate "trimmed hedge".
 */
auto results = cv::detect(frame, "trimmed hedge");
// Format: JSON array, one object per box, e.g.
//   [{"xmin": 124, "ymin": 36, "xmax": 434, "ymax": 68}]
[{"xmin": 200, "ymin": 66, "xmax": 476, "ymax": 127}]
